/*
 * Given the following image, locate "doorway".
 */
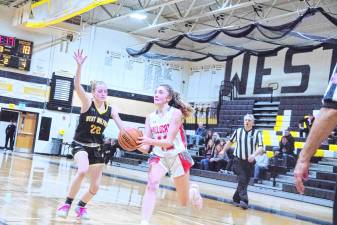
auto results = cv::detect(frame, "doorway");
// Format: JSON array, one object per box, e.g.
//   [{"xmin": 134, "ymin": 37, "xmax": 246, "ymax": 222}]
[
  {"xmin": 0, "ymin": 109, "xmax": 19, "ymax": 150},
  {"xmin": 0, "ymin": 109, "xmax": 38, "ymax": 153}
]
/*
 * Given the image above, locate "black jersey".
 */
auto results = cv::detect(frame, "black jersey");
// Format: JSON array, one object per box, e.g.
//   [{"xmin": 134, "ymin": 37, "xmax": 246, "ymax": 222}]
[{"xmin": 74, "ymin": 102, "xmax": 112, "ymax": 144}]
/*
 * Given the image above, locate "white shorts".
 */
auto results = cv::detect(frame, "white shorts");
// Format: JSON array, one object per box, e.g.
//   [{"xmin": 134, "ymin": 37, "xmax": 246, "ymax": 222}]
[{"xmin": 148, "ymin": 151, "xmax": 194, "ymax": 178}]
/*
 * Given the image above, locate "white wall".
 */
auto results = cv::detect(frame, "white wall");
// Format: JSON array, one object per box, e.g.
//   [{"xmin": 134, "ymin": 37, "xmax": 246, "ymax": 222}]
[{"xmin": 0, "ymin": 6, "xmax": 186, "ymax": 96}]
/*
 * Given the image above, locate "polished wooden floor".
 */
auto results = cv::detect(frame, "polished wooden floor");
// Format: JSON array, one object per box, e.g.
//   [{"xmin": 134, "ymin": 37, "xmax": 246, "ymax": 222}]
[{"xmin": 0, "ymin": 151, "xmax": 332, "ymax": 225}]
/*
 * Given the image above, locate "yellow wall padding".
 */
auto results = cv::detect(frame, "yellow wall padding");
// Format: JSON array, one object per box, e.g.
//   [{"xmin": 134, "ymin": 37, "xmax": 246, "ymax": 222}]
[
  {"xmin": 262, "ymin": 130, "xmax": 272, "ymax": 146},
  {"xmin": 266, "ymin": 151, "xmax": 274, "ymax": 158},
  {"xmin": 314, "ymin": 149, "xmax": 324, "ymax": 157},
  {"xmin": 274, "ymin": 115, "xmax": 283, "ymax": 131},
  {"xmin": 23, "ymin": 86, "xmax": 49, "ymax": 97},
  {"xmin": 294, "ymin": 142, "xmax": 305, "ymax": 149},
  {"xmin": 0, "ymin": 82, "xmax": 13, "ymax": 92},
  {"xmin": 329, "ymin": 144, "xmax": 337, "ymax": 152}
]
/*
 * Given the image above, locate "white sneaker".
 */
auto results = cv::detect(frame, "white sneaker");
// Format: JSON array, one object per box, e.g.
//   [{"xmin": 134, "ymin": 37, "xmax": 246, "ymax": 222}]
[
  {"xmin": 140, "ymin": 220, "xmax": 150, "ymax": 225},
  {"xmin": 189, "ymin": 184, "xmax": 203, "ymax": 210}
]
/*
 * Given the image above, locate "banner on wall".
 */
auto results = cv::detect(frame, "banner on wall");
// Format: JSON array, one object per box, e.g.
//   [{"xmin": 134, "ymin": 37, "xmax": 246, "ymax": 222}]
[
  {"xmin": 222, "ymin": 47, "xmax": 337, "ymax": 97},
  {"xmin": 0, "ymin": 78, "xmax": 49, "ymax": 102}
]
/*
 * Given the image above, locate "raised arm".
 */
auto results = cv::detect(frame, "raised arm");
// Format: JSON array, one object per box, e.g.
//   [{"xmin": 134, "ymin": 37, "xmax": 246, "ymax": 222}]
[{"xmin": 73, "ymin": 50, "xmax": 90, "ymax": 112}]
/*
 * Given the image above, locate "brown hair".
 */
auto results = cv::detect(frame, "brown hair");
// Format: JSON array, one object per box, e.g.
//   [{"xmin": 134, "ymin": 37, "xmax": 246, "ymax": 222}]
[
  {"xmin": 159, "ymin": 84, "xmax": 193, "ymax": 118},
  {"xmin": 90, "ymin": 80, "xmax": 106, "ymax": 93}
]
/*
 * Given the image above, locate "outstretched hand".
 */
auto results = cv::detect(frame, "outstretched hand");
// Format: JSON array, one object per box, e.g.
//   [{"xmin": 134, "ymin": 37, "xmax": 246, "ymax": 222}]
[{"xmin": 73, "ymin": 49, "xmax": 87, "ymax": 66}]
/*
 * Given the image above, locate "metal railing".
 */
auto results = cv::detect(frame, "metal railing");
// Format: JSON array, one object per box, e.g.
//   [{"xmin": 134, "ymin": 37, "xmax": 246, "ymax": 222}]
[
  {"xmin": 184, "ymin": 107, "xmax": 218, "ymax": 129},
  {"xmin": 185, "ymin": 80, "xmax": 237, "ymax": 130}
]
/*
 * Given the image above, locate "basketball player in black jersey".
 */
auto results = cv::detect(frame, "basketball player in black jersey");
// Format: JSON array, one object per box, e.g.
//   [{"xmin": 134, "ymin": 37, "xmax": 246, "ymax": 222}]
[{"xmin": 56, "ymin": 50, "xmax": 124, "ymax": 220}]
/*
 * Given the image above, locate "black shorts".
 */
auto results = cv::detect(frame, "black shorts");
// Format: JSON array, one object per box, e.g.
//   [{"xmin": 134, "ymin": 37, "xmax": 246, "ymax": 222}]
[{"xmin": 71, "ymin": 141, "xmax": 104, "ymax": 165}]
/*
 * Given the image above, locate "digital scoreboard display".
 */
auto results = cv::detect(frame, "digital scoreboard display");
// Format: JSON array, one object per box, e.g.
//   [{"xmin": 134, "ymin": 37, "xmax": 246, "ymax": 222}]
[{"xmin": 0, "ymin": 35, "xmax": 33, "ymax": 71}]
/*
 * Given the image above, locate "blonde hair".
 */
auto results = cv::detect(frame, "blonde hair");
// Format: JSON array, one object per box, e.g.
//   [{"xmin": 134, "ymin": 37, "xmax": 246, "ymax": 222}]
[
  {"xmin": 90, "ymin": 80, "xmax": 106, "ymax": 92},
  {"xmin": 159, "ymin": 84, "xmax": 193, "ymax": 118}
]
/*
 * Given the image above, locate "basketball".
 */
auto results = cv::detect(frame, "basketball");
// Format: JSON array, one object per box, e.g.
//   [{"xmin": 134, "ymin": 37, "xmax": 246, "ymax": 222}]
[{"xmin": 118, "ymin": 127, "xmax": 143, "ymax": 151}]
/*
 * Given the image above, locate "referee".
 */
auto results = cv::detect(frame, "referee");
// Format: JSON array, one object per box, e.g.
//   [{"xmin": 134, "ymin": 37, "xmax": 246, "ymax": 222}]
[
  {"xmin": 294, "ymin": 63, "xmax": 337, "ymax": 225},
  {"xmin": 222, "ymin": 114, "xmax": 263, "ymax": 209}
]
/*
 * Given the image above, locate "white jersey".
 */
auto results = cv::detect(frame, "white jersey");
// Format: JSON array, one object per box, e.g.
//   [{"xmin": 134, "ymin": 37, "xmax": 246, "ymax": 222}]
[{"xmin": 149, "ymin": 107, "xmax": 187, "ymax": 157}]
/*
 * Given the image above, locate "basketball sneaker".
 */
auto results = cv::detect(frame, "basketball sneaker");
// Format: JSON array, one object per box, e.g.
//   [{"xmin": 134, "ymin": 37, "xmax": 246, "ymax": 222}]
[
  {"xmin": 75, "ymin": 206, "xmax": 90, "ymax": 220},
  {"xmin": 56, "ymin": 203, "xmax": 71, "ymax": 218},
  {"xmin": 189, "ymin": 183, "xmax": 203, "ymax": 210},
  {"xmin": 140, "ymin": 220, "xmax": 150, "ymax": 225}
]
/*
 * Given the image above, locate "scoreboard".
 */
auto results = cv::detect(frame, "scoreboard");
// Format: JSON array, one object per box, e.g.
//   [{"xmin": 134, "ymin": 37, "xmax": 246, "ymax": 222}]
[{"xmin": 0, "ymin": 35, "xmax": 33, "ymax": 71}]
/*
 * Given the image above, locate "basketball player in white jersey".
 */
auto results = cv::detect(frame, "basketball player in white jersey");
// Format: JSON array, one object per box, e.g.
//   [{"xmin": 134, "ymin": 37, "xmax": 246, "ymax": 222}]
[{"xmin": 137, "ymin": 84, "xmax": 203, "ymax": 225}]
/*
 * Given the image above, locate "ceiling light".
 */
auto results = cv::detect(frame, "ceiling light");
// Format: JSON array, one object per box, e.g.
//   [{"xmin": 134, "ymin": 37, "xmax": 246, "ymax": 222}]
[{"xmin": 129, "ymin": 13, "xmax": 147, "ymax": 20}]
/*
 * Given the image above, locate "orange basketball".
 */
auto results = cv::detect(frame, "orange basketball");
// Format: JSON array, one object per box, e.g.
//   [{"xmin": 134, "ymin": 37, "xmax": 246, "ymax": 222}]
[{"xmin": 118, "ymin": 127, "xmax": 143, "ymax": 151}]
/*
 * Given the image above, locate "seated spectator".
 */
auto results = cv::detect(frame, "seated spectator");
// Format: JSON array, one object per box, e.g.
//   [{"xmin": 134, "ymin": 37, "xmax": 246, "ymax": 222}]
[
  {"xmin": 102, "ymin": 138, "xmax": 118, "ymax": 165},
  {"xmin": 204, "ymin": 129, "xmax": 213, "ymax": 148},
  {"xmin": 188, "ymin": 122, "xmax": 206, "ymax": 146},
  {"xmin": 298, "ymin": 114, "xmax": 315, "ymax": 138},
  {"xmin": 328, "ymin": 126, "xmax": 337, "ymax": 144},
  {"xmin": 209, "ymin": 139, "xmax": 229, "ymax": 172},
  {"xmin": 219, "ymin": 146, "xmax": 235, "ymax": 175},
  {"xmin": 200, "ymin": 139, "xmax": 214, "ymax": 170},
  {"xmin": 254, "ymin": 150, "xmax": 269, "ymax": 183},
  {"xmin": 273, "ymin": 129, "xmax": 296, "ymax": 168},
  {"xmin": 212, "ymin": 132, "xmax": 220, "ymax": 142}
]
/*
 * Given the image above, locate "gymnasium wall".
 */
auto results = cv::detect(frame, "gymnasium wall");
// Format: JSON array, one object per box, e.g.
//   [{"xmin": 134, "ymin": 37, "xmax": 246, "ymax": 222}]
[
  {"xmin": 0, "ymin": 6, "xmax": 186, "ymax": 154},
  {"xmin": 188, "ymin": 47, "xmax": 337, "ymax": 102},
  {"xmin": 0, "ymin": 6, "xmax": 188, "ymax": 96}
]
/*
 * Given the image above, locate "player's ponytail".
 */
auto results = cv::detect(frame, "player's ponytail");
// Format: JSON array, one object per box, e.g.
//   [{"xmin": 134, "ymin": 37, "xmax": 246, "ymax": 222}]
[{"xmin": 159, "ymin": 84, "xmax": 193, "ymax": 118}]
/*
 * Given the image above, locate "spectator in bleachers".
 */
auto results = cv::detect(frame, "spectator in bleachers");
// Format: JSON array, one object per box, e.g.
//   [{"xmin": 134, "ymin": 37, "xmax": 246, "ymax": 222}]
[
  {"xmin": 204, "ymin": 129, "xmax": 213, "ymax": 147},
  {"xmin": 219, "ymin": 147, "xmax": 235, "ymax": 175},
  {"xmin": 253, "ymin": 150, "xmax": 269, "ymax": 184},
  {"xmin": 200, "ymin": 139, "xmax": 214, "ymax": 170},
  {"xmin": 188, "ymin": 122, "xmax": 206, "ymax": 147},
  {"xmin": 273, "ymin": 129, "xmax": 296, "ymax": 167},
  {"xmin": 209, "ymin": 139, "xmax": 229, "ymax": 172},
  {"xmin": 212, "ymin": 132, "xmax": 220, "ymax": 142},
  {"xmin": 298, "ymin": 114, "xmax": 315, "ymax": 138},
  {"xmin": 102, "ymin": 138, "xmax": 118, "ymax": 165}
]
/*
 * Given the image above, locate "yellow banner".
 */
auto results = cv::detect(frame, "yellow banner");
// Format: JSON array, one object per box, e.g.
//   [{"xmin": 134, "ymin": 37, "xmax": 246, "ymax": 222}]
[{"xmin": 25, "ymin": 0, "xmax": 118, "ymax": 28}]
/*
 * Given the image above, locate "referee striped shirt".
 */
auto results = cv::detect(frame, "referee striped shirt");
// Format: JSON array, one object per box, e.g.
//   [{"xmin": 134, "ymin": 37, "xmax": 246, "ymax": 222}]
[
  {"xmin": 323, "ymin": 63, "xmax": 337, "ymax": 109},
  {"xmin": 229, "ymin": 127, "xmax": 263, "ymax": 160}
]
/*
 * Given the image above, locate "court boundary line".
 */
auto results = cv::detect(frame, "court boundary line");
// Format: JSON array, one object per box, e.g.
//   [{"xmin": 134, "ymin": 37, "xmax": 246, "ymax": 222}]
[{"xmin": 6, "ymin": 153, "xmax": 333, "ymax": 225}]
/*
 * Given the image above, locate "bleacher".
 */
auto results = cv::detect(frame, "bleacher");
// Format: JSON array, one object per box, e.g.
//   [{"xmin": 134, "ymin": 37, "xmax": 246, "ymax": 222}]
[{"xmin": 214, "ymin": 99, "xmax": 255, "ymax": 136}]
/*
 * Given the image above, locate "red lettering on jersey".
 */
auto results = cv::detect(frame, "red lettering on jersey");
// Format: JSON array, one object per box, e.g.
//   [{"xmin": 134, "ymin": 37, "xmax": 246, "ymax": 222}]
[{"xmin": 151, "ymin": 124, "xmax": 169, "ymax": 134}]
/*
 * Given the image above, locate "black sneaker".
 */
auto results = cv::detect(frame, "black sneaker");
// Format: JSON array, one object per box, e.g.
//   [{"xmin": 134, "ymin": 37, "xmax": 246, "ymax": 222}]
[
  {"xmin": 239, "ymin": 201, "xmax": 248, "ymax": 209},
  {"xmin": 232, "ymin": 201, "xmax": 240, "ymax": 207}
]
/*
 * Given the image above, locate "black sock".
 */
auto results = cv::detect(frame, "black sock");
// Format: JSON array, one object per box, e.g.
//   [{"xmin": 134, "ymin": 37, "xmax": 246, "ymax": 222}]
[
  {"xmin": 78, "ymin": 200, "xmax": 87, "ymax": 207},
  {"xmin": 65, "ymin": 197, "xmax": 73, "ymax": 205}
]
